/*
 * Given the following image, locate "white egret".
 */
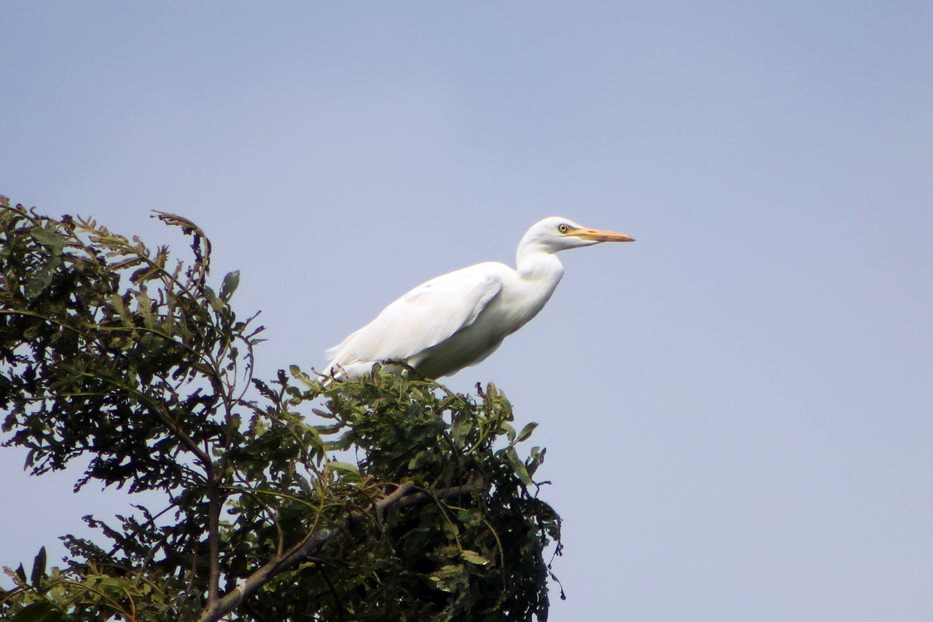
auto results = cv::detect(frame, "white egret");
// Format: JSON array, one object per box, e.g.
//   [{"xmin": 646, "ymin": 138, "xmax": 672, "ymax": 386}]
[{"xmin": 323, "ymin": 216, "xmax": 634, "ymax": 380}]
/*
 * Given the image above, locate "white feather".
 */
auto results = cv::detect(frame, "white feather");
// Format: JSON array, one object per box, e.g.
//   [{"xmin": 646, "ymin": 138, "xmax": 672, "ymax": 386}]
[{"xmin": 322, "ymin": 216, "xmax": 634, "ymax": 379}]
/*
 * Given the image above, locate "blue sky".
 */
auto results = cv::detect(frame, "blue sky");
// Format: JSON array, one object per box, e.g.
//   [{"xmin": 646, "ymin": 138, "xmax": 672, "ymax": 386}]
[{"xmin": 2, "ymin": 2, "xmax": 932, "ymax": 620}]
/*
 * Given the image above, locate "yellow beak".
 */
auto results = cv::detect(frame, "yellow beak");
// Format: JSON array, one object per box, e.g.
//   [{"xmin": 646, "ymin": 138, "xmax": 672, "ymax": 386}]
[{"xmin": 569, "ymin": 227, "xmax": 635, "ymax": 243}]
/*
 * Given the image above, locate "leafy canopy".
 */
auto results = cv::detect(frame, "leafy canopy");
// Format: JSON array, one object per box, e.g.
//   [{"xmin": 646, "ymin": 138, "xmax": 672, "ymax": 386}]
[{"xmin": 0, "ymin": 198, "xmax": 562, "ymax": 621}]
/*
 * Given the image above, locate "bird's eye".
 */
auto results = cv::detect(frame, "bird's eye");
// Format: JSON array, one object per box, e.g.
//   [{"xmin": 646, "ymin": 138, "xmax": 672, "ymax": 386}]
[{"xmin": 557, "ymin": 223, "xmax": 570, "ymax": 234}]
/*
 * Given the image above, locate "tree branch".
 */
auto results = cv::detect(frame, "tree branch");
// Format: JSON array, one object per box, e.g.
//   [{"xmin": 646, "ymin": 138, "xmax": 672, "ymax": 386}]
[
  {"xmin": 395, "ymin": 478, "xmax": 485, "ymax": 510},
  {"xmin": 197, "ymin": 478, "xmax": 484, "ymax": 622},
  {"xmin": 206, "ymin": 475, "xmax": 222, "ymax": 608}
]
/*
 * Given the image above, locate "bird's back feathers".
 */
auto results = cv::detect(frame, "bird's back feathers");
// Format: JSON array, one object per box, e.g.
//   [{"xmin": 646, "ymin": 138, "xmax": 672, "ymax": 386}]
[{"xmin": 324, "ymin": 262, "xmax": 507, "ymax": 377}]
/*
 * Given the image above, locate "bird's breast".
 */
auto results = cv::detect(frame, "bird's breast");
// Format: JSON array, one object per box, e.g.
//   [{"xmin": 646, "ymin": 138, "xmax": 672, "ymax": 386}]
[{"xmin": 410, "ymin": 274, "xmax": 559, "ymax": 377}]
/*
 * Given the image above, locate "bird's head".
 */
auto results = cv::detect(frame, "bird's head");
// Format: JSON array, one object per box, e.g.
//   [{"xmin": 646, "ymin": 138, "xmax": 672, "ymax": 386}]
[{"xmin": 520, "ymin": 216, "xmax": 635, "ymax": 253}]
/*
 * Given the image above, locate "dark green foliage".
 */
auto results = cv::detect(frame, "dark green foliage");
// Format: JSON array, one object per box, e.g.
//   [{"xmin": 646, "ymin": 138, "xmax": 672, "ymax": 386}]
[{"xmin": 0, "ymin": 198, "xmax": 561, "ymax": 621}]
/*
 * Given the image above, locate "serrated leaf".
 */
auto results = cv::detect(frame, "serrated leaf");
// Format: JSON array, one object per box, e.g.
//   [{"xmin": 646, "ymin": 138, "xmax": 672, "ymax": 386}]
[
  {"xmin": 109, "ymin": 293, "xmax": 133, "ymax": 327},
  {"xmin": 290, "ymin": 365, "xmax": 319, "ymax": 389},
  {"xmin": 135, "ymin": 288, "xmax": 155, "ymax": 329}
]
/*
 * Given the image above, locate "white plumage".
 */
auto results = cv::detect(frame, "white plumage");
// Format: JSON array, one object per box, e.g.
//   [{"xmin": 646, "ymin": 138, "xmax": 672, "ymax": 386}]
[{"xmin": 323, "ymin": 216, "xmax": 634, "ymax": 379}]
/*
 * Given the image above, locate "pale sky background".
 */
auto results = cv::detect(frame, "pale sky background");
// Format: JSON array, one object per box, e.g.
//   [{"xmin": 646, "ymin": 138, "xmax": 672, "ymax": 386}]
[{"xmin": 2, "ymin": 2, "xmax": 932, "ymax": 620}]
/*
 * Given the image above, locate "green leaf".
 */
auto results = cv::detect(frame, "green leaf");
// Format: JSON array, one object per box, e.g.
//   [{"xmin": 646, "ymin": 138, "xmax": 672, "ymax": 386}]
[
  {"xmin": 220, "ymin": 270, "xmax": 240, "ymax": 300},
  {"xmin": 450, "ymin": 413, "xmax": 471, "ymax": 445},
  {"xmin": 515, "ymin": 421, "xmax": 538, "ymax": 444},
  {"xmin": 505, "ymin": 447, "xmax": 532, "ymax": 486},
  {"xmin": 129, "ymin": 265, "xmax": 159, "ymax": 283},
  {"xmin": 30, "ymin": 546, "xmax": 46, "ymax": 586},
  {"xmin": 12, "ymin": 601, "xmax": 62, "ymax": 622},
  {"xmin": 24, "ymin": 270, "xmax": 53, "ymax": 300},
  {"xmin": 407, "ymin": 450, "xmax": 432, "ymax": 470},
  {"xmin": 108, "ymin": 293, "xmax": 133, "ymax": 327},
  {"xmin": 29, "ymin": 227, "xmax": 65, "ymax": 255},
  {"xmin": 429, "ymin": 563, "xmax": 464, "ymax": 582},
  {"xmin": 99, "ymin": 576, "xmax": 134, "ymax": 592},
  {"xmin": 526, "ymin": 446, "xmax": 547, "ymax": 477},
  {"xmin": 305, "ymin": 426, "xmax": 326, "ymax": 454},
  {"xmin": 461, "ymin": 549, "xmax": 491, "ymax": 566},
  {"xmin": 500, "ymin": 422, "xmax": 516, "ymax": 444},
  {"xmin": 327, "ymin": 461, "xmax": 360, "ymax": 481},
  {"xmin": 204, "ymin": 286, "xmax": 224, "ymax": 313},
  {"xmin": 0, "ymin": 202, "xmax": 563, "ymax": 621},
  {"xmin": 136, "ymin": 288, "xmax": 155, "ymax": 329},
  {"xmin": 290, "ymin": 365, "xmax": 319, "ymax": 389}
]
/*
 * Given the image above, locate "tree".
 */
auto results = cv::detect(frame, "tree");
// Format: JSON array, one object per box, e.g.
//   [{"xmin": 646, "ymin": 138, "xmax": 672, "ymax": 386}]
[{"xmin": 0, "ymin": 197, "xmax": 562, "ymax": 621}]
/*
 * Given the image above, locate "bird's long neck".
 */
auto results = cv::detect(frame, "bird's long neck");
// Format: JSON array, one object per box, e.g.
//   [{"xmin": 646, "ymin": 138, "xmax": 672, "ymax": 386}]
[
  {"xmin": 516, "ymin": 243, "xmax": 564, "ymax": 281},
  {"xmin": 514, "ymin": 243, "xmax": 565, "ymax": 314}
]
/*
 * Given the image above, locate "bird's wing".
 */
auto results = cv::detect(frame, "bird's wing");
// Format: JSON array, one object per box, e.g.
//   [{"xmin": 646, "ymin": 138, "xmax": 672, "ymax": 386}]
[{"xmin": 325, "ymin": 262, "xmax": 505, "ymax": 370}]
